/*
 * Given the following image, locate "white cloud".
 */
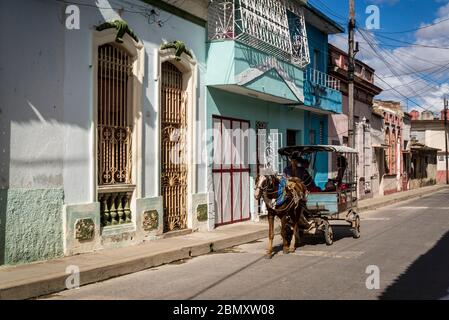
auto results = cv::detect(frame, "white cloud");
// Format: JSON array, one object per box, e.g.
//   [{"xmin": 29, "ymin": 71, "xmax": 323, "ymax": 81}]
[{"xmin": 330, "ymin": 1, "xmax": 449, "ymax": 112}]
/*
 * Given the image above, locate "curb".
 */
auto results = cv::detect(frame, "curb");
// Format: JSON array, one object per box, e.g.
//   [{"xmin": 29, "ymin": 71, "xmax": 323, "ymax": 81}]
[{"xmin": 0, "ymin": 228, "xmax": 269, "ymax": 300}]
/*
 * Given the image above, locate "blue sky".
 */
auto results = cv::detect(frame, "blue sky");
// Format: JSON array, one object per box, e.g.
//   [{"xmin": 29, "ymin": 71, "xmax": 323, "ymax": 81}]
[
  {"xmin": 311, "ymin": 0, "xmax": 447, "ymax": 37},
  {"xmin": 309, "ymin": 0, "xmax": 449, "ymax": 112}
]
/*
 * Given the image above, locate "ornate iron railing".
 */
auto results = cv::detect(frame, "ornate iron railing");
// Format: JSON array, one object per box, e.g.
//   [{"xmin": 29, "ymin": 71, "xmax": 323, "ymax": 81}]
[
  {"xmin": 207, "ymin": 0, "xmax": 310, "ymax": 68},
  {"xmin": 98, "ymin": 125, "xmax": 133, "ymax": 185}
]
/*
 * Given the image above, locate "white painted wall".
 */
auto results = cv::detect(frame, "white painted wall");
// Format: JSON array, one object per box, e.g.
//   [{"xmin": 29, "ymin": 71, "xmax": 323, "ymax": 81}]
[
  {"xmin": 1, "ymin": 0, "xmax": 207, "ymax": 203},
  {"xmin": 425, "ymin": 130, "xmax": 446, "ymax": 151},
  {"xmin": 0, "ymin": 0, "xmax": 65, "ymax": 189}
]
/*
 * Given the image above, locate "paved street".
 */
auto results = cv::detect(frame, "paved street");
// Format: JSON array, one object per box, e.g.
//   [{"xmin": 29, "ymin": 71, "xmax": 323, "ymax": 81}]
[{"xmin": 43, "ymin": 189, "xmax": 449, "ymax": 300}]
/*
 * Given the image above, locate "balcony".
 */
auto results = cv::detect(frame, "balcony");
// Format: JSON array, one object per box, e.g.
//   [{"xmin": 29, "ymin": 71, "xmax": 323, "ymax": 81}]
[
  {"xmin": 307, "ymin": 68, "xmax": 340, "ymax": 91},
  {"xmin": 208, "ymin": 0, "xmax": 310, "ymax": 68},
  {"xmin": 304, "ymin": 68, "xmax": 342, "ymax": 113},
  {"xmin": 206, "ymin": 0, "xmax": 310, "ymax": 105}
]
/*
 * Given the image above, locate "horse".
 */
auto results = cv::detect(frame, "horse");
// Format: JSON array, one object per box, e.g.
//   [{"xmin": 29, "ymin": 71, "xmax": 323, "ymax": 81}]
[{"xmin": 254, "ymin": 174, "xmax": 310, "ymax": 258}]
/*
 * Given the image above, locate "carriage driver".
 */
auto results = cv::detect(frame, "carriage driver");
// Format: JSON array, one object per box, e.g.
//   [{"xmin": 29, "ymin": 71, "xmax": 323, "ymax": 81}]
[{"xmin": 283, "ymin": 154, "xmax": 321, "ymax": 192}]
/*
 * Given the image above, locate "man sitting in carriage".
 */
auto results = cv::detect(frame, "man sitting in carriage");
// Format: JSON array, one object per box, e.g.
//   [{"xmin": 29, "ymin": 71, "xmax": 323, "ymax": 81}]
[{"xmin": 283, "ymin": 154, "xmax": 321, "ymax": 192}]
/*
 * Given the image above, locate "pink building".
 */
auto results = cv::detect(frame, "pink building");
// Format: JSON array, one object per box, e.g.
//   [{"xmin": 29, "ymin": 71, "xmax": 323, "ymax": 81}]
[
  {"xmin": 328, "ymin": 44, "xmax": 383, "ymax": 199},
  {"xmin": 373, "ymin": 100, "xmax": 412, "ymax": 195}
]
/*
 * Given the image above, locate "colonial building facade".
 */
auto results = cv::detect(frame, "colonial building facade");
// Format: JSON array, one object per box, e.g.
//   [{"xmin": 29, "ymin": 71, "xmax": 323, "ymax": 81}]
[
  {"xmin": 205, "ymin": 0, "xmax": 344, "ymax": 222},
  {"xmin": 411, "ymin": 110, "xmax": 448, "ymax": 184},
  {"xmin": 0, "ymin": 0, "xmax": 344, "ymax": 266},
  {"xmin": 0, "ymin": 0, "xmax": 210, "ymax": 265},
  {"xmin": 327, "ymin": 44, "xmax": 383, "ymax": 199},
  {"xmin": 373, "ymin": 100, "xmax": 413, "ymax": 195}
]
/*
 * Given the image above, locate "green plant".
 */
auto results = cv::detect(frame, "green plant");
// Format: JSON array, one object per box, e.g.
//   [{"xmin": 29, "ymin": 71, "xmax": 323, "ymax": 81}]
[
  {"xmin": 160, "ymin": 40, "xmax": 193, "ymax": 60},
  {"xmin": 96, "ymin": 20, "xmax": 139, "ymax": 43}
]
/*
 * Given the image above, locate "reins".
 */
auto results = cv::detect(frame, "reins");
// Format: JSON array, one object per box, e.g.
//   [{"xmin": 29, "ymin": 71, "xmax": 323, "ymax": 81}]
[{"xmin": 260, "ymin": 175, "xmax": 302, "ymax": 215}]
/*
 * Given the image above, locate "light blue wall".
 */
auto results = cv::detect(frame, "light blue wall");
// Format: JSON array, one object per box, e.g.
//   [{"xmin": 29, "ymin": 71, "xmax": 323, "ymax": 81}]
[
  {"xmin": 206, "ymin": 87, "xmax": 306, "ymax": 174},
  {"xmin": 206, "ymin": 41, "xmax": 305, "ymax": 103},
  {"xmin": 207, "ymin": 87, "xmax": 305, "ymax": 144},
  {"xmin": 303, "ymin": 80, "xmax": 343, "ymax": 113}
]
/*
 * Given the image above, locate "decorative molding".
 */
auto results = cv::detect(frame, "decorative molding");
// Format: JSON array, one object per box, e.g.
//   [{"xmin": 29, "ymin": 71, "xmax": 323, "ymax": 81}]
[
  {"xmin": 142, "ymin": 210, "xmax": 159, "ymax": 231},
  {"xmin": 75, "ymin": 219, "xmax": 95, "ymax": 241},
  {"xmin": 196, "ymin": 204, "xmax": 208, "ymax": 222}
]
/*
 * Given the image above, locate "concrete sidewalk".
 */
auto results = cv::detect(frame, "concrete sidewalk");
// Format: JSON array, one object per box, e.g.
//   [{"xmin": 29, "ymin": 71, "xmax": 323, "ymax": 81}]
[
  {"xmin": 0, "ymin": 184, "xmax": 448, "ymax": 300},
  {"xmin": 0, "ymin": 222, "xmax": 272, "ymax": 300}
]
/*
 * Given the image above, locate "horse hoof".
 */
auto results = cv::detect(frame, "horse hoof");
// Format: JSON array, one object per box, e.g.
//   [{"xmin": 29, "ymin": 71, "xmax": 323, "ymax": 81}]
[
  {"xmin": 289, "ymin": 248, "xmax": 296, "ymax": 253},
  {"xmin": 265, "ymin": 253, "xmax": 273, "ymax": 259},
  {"xmin": 283, "ymin": 249, "xmax": 289, "ymax": 255}
]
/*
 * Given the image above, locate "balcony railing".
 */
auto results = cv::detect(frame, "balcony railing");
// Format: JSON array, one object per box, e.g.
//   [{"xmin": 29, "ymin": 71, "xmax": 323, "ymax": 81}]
[
  {"xmin": 98, "ymin": 186, "xmax": 134, "ymax": 227},
  {"xmin": 307, "ymin": 68, "xmax": 341, "ymax": 91},
  {"xmin": 207, "ymin": 0, "xmax": 310, "ymax": 68}
]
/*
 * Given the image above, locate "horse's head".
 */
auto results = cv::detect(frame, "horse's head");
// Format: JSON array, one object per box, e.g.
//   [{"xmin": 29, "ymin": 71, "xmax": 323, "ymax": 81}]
[{"xmin": 254, "ymin": 174, "xmax": 276, "ymax": 200}]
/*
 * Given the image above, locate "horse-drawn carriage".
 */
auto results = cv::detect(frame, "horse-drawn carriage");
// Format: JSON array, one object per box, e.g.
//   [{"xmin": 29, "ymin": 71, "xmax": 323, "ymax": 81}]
[
  {"xmin": 254, "ymin": 145, "xmax": 360, "ymax": 257},
  {"xmin": 278, "ymin": 145, "xmax": 361, "ymax": 245}
]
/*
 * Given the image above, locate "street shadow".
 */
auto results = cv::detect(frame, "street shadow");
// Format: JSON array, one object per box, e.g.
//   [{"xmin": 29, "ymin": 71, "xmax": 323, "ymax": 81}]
[
  {"xmin": 298, "ymin": 225, "xmax": 354, "ymax": 246},
  {"xmin": 379, "ymin": 230, "xmax": 449, "ymax": 300}
]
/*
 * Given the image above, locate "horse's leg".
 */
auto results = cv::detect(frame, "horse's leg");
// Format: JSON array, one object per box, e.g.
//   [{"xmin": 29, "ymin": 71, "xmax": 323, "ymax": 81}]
[
  {"xmin": 294, "ymin": 208, "xmax": 304, "ymax": 248},
  {"xmin": 289, "ymin": 217, "xmax": 299, "ymax": 253},
  {"xmin": 266, "ymin": 213, "xmax": 274, "ymax": 258},
  {"xmin": 281, "ymin": 216, "xmax": 290, "ymax": 254}
]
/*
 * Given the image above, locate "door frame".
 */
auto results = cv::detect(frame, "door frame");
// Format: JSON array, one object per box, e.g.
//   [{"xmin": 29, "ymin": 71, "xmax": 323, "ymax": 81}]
[
  {"xmin": 155, "ymin": 48, "xmax": 198, "ymax": 230},
  {"xmin": 212, "ymin": 115, "xmax": 251, "ymax": 226}
]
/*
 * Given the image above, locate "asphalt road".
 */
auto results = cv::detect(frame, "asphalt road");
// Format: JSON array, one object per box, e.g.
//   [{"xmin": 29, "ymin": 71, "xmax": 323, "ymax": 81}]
[{"xmin": 43, "ymin": 189, "xmax": 449, "ymax": 300}]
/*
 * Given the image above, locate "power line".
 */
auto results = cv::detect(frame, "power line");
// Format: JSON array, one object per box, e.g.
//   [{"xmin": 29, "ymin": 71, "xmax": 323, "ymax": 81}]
[
  {"xmin": 55, "ymin": 0, "xmax": 169, "ymax": 26},
  {"xmin": 358, "ymin": 28, "xmax": 449, "ymax": 98},
  {"xmin": 359, "ymin": 16, "xmax": 449, "ymax": 35},
  {"xmin": 374, "ymin": 73, "xmax": 430, "ymax": 112},
  {"xmin": 374, "ymin": 33, "xmax": 449, "ymax": 50},
  {"xmin": 309, "ymin": 0, "xmax": 347, "ymax": 23},
  {"xmin": 358, "ymin": 29, "xmax": 432, "ymax": 108},
  {"xmin": 333, "ymin": 33, "xmax": 449, "ymax": 66}
]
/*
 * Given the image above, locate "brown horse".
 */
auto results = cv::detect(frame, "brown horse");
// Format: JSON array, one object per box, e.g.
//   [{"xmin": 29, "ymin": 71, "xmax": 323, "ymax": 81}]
[{"xmin": 254, "ymin": 174, "xmax": 310, "ymax": 258}]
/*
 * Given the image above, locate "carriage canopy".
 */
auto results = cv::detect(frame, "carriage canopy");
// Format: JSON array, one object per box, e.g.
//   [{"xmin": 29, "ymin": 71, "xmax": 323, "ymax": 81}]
[{"xmin": 278, "ymin": 145, "xmax": 358, "ymax": 157}]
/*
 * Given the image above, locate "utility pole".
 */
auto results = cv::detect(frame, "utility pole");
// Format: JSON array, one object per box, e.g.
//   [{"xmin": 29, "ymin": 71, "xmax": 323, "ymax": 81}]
[
  {"xmin": 348, "ymin": 0, "xmax": 356, "ymax": 150},
  {"xmin": 445, "ymin": 96, "xmax": 448, "ymax": 185},
  {"xmin": 348, "ymin": 0, "xmax": 358, "ymax": 185}
]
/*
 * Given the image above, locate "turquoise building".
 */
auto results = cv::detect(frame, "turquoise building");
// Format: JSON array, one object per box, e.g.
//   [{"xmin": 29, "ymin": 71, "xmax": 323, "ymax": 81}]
[{"xmin": 205, "ymin": 0, "xmax": 344, "ymax": 226}]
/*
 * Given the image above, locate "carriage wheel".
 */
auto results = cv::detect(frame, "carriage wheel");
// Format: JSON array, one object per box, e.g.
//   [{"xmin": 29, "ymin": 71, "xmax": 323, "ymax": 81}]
[
  {"xmin": 352, "ymin": 215, "xmax": 361, "ymax": 239},
  {"xmin": 324, "ymin": 222, "xmax": 334, "ymax": 246}
]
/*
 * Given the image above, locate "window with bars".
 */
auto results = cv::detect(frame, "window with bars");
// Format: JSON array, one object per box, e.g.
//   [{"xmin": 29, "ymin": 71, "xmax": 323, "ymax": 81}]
[
  {"xmin": 97, "ymin": 44, "xmax": 134, "ymax": 227},
  {"xmin": 97, "ymin": 44, "xmax": 133, "ymax": 186}
]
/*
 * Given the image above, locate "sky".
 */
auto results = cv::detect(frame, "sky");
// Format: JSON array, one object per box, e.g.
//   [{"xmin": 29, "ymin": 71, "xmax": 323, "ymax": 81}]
[{"xmin": 309, "ymin": 0, "xmax": 449, "ymax": 113}]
